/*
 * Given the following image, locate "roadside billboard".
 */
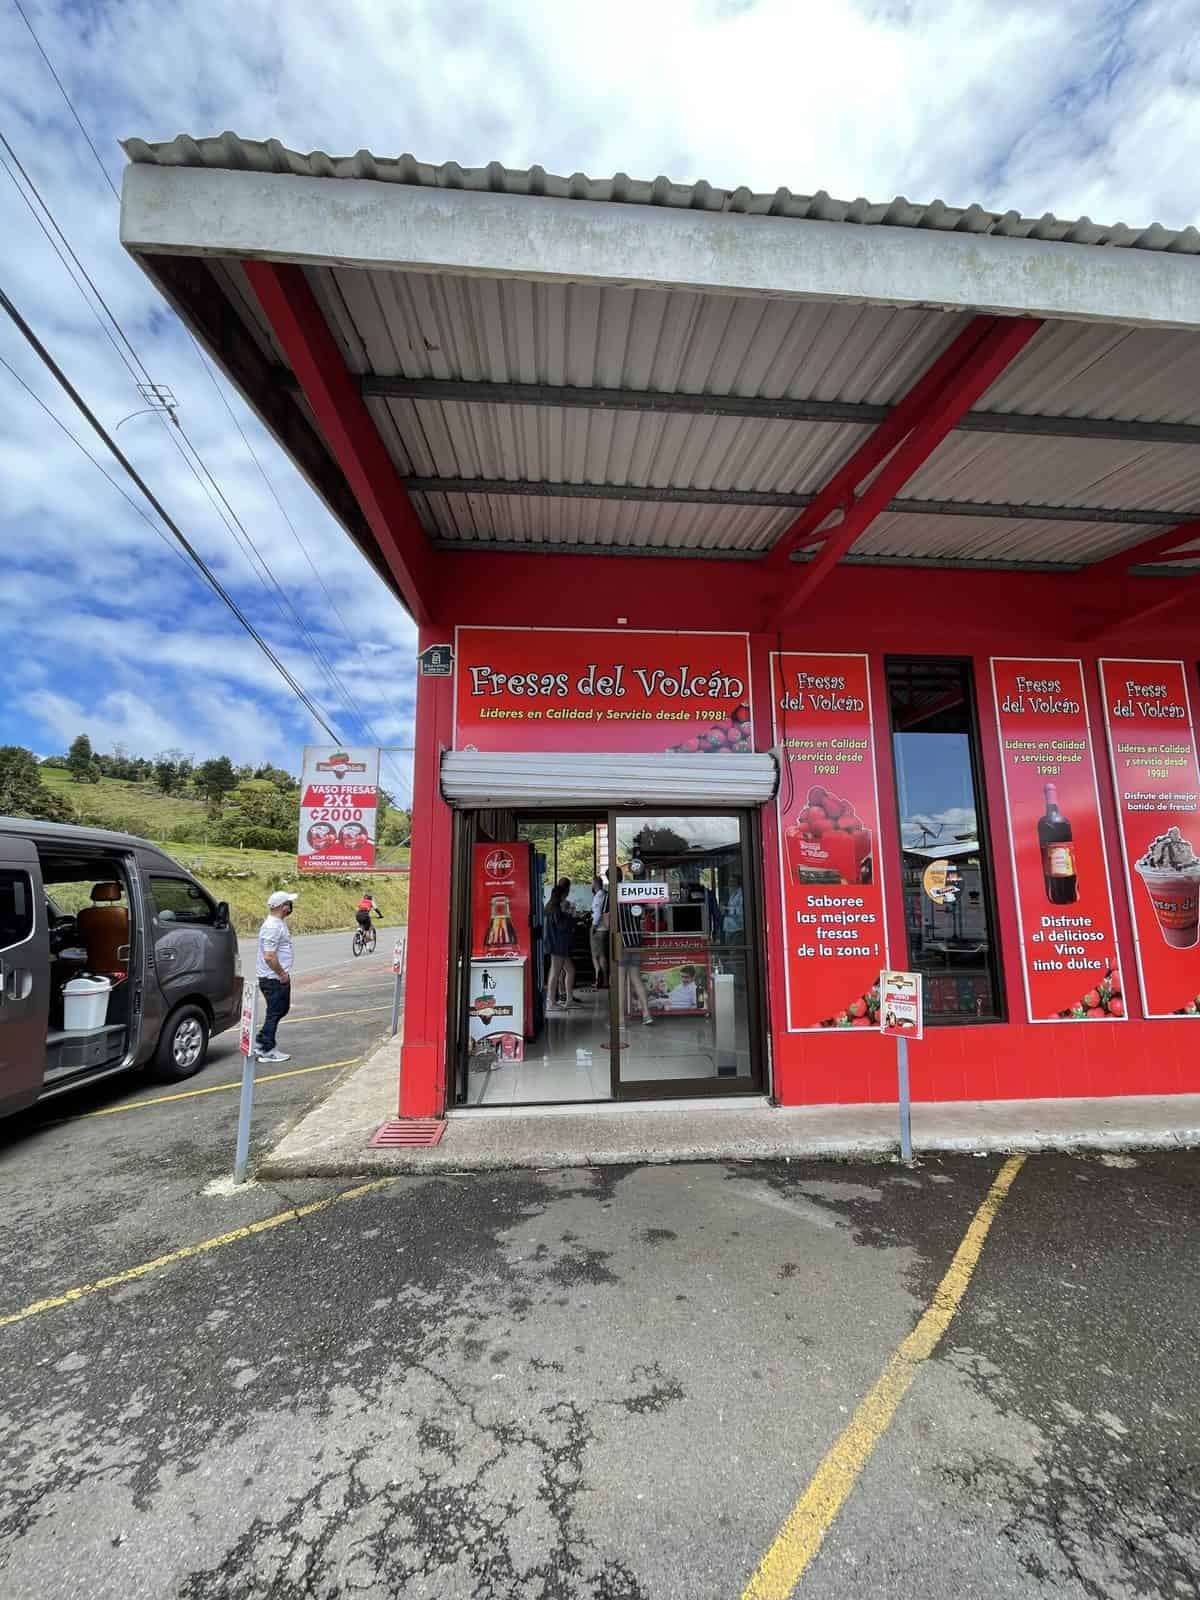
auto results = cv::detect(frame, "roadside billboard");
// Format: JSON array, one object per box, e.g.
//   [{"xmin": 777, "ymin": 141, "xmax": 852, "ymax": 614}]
[{"xmin": 297, "ymin": 746, "xmax": 380, "ymax": 872}]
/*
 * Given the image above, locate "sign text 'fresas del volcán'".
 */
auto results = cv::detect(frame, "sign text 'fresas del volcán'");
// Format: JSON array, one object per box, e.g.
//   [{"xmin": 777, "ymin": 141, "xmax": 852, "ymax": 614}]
[
  {"xmin": 466, "ymin": 662, "xmax": 745, "ymax": 704},
  {"xmin": 776, "ymin": 669, "xmax": 866, "ymax": 715},
  {"xmin": 454, "ymin": 629, "xmax": 754, "ymax": 753}
]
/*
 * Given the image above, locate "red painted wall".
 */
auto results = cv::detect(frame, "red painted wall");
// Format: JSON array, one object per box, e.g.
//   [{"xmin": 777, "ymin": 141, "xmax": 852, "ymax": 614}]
[{"xmin": 397, "ymin": 553, "xmax": 1198, "ymax": 1113}]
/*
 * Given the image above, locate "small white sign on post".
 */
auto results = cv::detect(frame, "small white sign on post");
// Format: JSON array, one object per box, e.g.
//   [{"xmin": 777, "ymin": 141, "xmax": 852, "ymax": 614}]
[
  {"xmin": 879, "ymin": 969, "xmax": 922, "ymax": 1163},
  {"xmin": 879, "ymin": 970, "xmax": 923, "ymax": 1039},
  {"xmin": 238, "ymin": 980, "xmax": 256, "ymax": 1056}
]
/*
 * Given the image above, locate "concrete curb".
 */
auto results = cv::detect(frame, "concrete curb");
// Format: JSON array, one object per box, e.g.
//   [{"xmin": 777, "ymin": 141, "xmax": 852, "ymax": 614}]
[{"xmin": 256, "ymin": 1037, "xmax": 1200, "ymax": 1179}]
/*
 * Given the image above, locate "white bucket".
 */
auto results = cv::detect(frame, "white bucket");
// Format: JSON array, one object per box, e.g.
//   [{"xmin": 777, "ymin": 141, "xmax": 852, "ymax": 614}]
[{"xmin": 63, "ymin": 976, "xmax": 112, "ymax": 1032}]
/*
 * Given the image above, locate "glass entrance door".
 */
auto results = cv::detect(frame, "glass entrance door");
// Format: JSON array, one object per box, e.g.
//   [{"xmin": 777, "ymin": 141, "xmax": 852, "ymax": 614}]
[{"xmin": 610, "ymin": 812, "xmax": 762, "ymax": 1098}]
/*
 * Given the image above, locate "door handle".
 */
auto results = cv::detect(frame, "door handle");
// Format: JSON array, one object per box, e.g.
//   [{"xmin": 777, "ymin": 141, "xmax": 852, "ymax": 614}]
[{"xmin": 5, "ymin": 967, "xmax": 32, "ymax": 1001}]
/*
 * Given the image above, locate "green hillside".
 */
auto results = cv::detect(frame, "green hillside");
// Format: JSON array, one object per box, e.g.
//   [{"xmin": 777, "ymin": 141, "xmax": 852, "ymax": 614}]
[{"xmin": 34, "ymin": 769, "xmax": 409, "ymax": 935}]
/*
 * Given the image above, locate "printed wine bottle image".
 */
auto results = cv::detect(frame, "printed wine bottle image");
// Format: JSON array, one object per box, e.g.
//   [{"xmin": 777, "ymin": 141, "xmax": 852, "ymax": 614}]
[{"xmin": 1038, "ymin": 783, "xmax": 1078, "ymax": 904}]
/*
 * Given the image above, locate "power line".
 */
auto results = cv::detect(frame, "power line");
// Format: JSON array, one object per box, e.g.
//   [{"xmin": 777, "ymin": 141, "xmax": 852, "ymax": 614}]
[
  {"xmin": 0, "ymin": 130, "xmax": 403, "ymax": 782},
  {"xmin": 0, "ymin": 351, "xmax": 192, "ymax": 575},
  {"xmin": 0, "ymin": 280, "xmax": 342, "ymax": 741},
  {"xmin": 5, "ymin": 9, "xmax": 415, "ymax": 798},
  {"xmin": 9, "ymin": 0, "xmax": 120, "ymax": 203}
]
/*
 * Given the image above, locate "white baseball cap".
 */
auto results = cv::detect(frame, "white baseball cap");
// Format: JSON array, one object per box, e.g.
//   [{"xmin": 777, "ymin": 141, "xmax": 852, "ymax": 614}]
[{"xmin": 267, "ymin": 891, "xmax": 298, "ymax": 909}]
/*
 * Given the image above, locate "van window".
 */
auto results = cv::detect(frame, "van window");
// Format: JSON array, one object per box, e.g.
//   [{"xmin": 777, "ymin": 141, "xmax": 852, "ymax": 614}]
[
  {"xmin": 0, "ymin": 870, "xmax": 34, "ymax": 948},
  {"xmin": 150, "ymin": 877, "xmax": 216, "ymax": 926}
]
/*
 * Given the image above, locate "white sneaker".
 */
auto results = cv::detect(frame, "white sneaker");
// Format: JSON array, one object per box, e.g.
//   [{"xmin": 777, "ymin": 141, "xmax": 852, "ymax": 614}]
[
  {"xmin": 256, "ymin": 1049, "xmax": 291, "ymax": 1063},
  {"xmin": 642, "ymin": 1013, "xmax": 654, "ymax": 1026}
]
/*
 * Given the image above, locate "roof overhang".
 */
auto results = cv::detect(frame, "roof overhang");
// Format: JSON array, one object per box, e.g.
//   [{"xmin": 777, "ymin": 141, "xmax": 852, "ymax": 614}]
[
  {"xmin": 119, "ymin": 138, "xmax": 1200, "ymax": 638},
  {"xmin": 122, "ymin": 162, "xmax": 1200, "ymax": 333}
]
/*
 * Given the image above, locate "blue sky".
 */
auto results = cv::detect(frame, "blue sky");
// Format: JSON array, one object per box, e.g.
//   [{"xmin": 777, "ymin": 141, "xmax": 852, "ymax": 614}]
[{"xmin": 1, "ymin": 0, "xmax": 1195, "ymax": 798}]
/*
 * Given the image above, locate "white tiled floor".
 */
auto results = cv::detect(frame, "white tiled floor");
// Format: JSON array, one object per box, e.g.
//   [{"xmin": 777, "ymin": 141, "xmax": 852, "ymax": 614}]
[{"xmin": 465, "ymin": 984, "xmax": 754, "ymax": 1106}]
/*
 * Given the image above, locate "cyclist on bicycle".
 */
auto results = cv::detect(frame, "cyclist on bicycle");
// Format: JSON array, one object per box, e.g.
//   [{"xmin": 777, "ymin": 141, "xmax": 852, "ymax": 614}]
[{"xmin": 355, "ymin": 892, "xmax": 381, "ymax": 935}]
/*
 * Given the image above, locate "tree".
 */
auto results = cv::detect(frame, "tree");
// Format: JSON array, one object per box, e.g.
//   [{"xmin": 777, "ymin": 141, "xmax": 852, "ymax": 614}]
[
  {"xmin": 195, "ymin": 756, "xmax": 237, "ymax": 812},
  {"xmin": 0, "ymin": 746, "xmax": 74, "ymax": 822},
  {"xmin": 67, "ymin": 733, "xmax": 97, "ymax": 783},
  {"xmin": 154, "ymin": 759, "xmax": 179, "ymax": 795},
  {"xmin": 217, "ymin": 779, "xmax": 294, "ymax": 850}
]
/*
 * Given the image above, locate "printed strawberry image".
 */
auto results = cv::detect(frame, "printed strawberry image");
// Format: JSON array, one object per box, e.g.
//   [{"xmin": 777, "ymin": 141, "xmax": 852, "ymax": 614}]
[
  {"xmin": 820, "ymin": 985, "xmax": 881, "ymax": 1029},
  {"xmin": 1055, "ymin": 965, "xmax": 1123, "ymax": 1019},
  {"xmin": 668, "ymin": 703, "xmax": 753, "ymax": 754},
  {"xmin": 787, "ymin": 785, "xmax": 872, "ymax": 887},
  {"xmin": 1171, "ymin": 993, "xmax": 1200, "ymax": 1016}
]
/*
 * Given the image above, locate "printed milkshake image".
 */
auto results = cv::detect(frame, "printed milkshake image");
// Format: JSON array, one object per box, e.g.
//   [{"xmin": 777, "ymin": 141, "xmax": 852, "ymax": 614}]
[{"xmin": 1134, "ymin": 827, "xmax": 1200, "ymax": 949}]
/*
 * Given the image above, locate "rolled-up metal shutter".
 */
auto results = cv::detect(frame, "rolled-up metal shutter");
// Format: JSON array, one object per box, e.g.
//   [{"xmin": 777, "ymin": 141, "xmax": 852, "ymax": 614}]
[{"xmin": 440, "ymin": 750, "xmax": 779, "ymax": 809}]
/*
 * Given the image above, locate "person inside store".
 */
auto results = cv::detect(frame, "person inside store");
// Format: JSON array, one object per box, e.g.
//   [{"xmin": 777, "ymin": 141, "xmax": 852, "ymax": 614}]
[
  {"xmin": 589, "ymin": 874, "xmax": 609, "ymax": 990},
  {"xmin": 544, "ymin": 882, "xmax": 582, "ymax": 1012},
  {"xmin": 602, "ymin": 864, "xmax": 654, "ymax": 1037}
]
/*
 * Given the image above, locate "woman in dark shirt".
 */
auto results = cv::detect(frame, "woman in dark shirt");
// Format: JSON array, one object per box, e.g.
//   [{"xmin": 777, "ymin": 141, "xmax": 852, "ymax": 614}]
[{"xmin": 544, "ymin": 883, "xmax": 581, "ymax": 1011}]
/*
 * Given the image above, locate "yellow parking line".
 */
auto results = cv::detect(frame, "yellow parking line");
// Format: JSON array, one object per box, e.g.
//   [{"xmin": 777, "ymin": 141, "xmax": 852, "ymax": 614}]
[
  {"xmin": 741, "ymin": 1154, "xmax": 1026, "ymax": 1599},
  {"xmin": 0, "ymin": 1177, "xmax": 396, "ymax": 1330},
  {"xmin": 67, "ymin": 1059, "xmax": 360, "ymax": 1120},
  {"xmin": 285, "ymin": 1004, "xmax": 391, "ymax": 1024}
]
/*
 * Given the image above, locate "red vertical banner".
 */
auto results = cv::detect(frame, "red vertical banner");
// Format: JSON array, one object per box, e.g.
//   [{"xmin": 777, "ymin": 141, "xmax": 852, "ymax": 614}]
[
  {"xmin": 990, "ymin": 659, "xmax": 1124, "ymax": 1023},
  {"xmin": 771, "ymin": 653, "xmax": 888, "ymax": 1031},
  {"xmin": 470, "ymin": 844, "xmax": 530, "ymax": 963},
  {"xmin": 1099, "ymin": 660, "xmax": 1200, "ymax": 1020}
]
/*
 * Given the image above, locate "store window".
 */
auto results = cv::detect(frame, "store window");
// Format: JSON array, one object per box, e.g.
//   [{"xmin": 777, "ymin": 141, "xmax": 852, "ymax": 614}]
[{"xmin": 886, "ymin": 658, "xmax": 1005, "ymax": 1023}]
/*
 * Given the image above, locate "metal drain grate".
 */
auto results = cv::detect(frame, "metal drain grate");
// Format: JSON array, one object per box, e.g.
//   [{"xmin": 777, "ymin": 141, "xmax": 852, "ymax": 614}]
[{"xmin": 369, "ymin": 1120, "xmax": 447, "ymax": 1148}]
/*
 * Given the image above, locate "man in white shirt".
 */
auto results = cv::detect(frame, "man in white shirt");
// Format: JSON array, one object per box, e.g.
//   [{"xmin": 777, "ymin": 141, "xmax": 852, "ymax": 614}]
[{"xmin": 255, "ymin": 890, "xmax": 297, "ymax": 1062}]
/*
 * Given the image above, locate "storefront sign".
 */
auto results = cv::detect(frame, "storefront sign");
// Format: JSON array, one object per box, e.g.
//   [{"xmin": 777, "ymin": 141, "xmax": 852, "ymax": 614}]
[
  {"xmin": 454, "ymin": 628, "xmax": 753, "ymax": 753},
  {"xmin": 617, "ymin": 881, "xmax": 669, "ymax": 903},
  {"xmin": 470, "ymin": 843, "xmax": 530, "ymax": 963},
  {"xmin": 879, "ymin": 970, "xmax": 922, "ymax": 1039},
  {"xmin": 297, "ymin": 745, "xmax": 379, "ymax": 872},
  {"xmin": 991, "ymin": 658, "xmax": 1124, "ymax": 1023},
  {"xmin": 1099, "ymin": 659, "xmax": 1200, "ymax": 1020},
  {"xmin": 771, "ymin": 652, "xmax": 887, "ymax": 1031}
]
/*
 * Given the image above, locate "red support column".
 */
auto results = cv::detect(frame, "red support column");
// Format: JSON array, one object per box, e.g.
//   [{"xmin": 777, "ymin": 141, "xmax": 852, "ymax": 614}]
[{"xmin": 398, "ymin": 632, "xmax": 455, "ymax": 1117}]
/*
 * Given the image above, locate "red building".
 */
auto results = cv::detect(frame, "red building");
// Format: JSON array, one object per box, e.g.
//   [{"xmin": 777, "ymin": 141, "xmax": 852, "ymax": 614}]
[{"xmin": 123, "ymin": 135, "xmax": 1200, "ymax": 1118}]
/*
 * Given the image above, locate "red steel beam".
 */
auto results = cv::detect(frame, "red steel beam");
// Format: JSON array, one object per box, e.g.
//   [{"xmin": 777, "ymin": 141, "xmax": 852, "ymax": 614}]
[
  {"xmin": 1083, "ymin": 518, "xmax": 1200, "ymax": 581},
  {"xmin": 762, "ymin": 315, "xmax": 998, "ymax": 577},
  {"xmin": 1074, "ymin": 518, "xmax": 1200, "ymax": 639},
  {"xmin": 773, "ymin": 316, "xmax": 1043, "ymax": 627},
  {"xmin": 1077, "ymin": 571, "xmax": 1200, "ymax": 640},
  {"xmin": 242, "ymin": 261, "xmax": 437, "ymax": 625}
]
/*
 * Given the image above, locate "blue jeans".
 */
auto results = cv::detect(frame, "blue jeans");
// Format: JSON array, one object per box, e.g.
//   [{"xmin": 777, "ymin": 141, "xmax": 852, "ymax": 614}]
[{"xmin": 257, "ymin": 977, "xmax": 291, "ymax": 1051}]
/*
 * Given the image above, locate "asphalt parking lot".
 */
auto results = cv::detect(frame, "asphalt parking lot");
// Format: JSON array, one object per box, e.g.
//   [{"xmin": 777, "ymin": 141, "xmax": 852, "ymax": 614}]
[{"xmin": 1, "ymin": 987, "xmax": 1198, "ymax": 1597}]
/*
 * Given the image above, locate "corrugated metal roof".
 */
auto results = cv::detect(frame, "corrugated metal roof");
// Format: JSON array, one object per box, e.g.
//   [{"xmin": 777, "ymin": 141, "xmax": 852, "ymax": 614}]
[
  {"xmin": 122, "ymin": 134, "xmax": 1200, "ymax": 579},
  {"xmin": 123, "ymin": 133, "xmax": 1200, "ymax": 257}
]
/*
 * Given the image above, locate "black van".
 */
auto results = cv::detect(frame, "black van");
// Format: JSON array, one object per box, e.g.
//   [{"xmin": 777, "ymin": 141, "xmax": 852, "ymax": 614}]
[{"xmin": 0, "ymin": 817, "xmax": 242, "ymax": 1119}]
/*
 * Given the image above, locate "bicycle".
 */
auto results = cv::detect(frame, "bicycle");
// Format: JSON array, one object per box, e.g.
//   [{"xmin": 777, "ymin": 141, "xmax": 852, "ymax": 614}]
[{"xmin": 352, "ymin": 923, "xmax": 378, "ymax": 957}]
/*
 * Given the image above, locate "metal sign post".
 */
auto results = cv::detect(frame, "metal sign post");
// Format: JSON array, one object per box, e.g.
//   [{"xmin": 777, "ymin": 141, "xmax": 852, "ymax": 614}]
[
  {"xmin": 896, "ymin": 1036, "xmax": 912, "ymax": 1163},
  {"xmin": 879, "ymin": 969, "xmax": 923, "ymax": 1163},
  {"xmin": 234, "ymin": 981, "xmax": 257, "ymax": 1184},
  {"xmin": 391, "ymin": 935, "xmax": 407, "ymax": 1036}
]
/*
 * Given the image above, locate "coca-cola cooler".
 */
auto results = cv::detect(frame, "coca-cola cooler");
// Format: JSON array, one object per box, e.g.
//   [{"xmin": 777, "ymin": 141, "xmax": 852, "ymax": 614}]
[{"xmin": 470, "ymin": 841, "xmax": 540, "ymax": 1044}]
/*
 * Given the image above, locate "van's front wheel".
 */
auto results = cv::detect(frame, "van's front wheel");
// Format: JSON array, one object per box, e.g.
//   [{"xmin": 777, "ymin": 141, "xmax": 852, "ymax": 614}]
[{"xmin": 155, "ymin": 1005, "xmax": 210, "ymax": 1081}]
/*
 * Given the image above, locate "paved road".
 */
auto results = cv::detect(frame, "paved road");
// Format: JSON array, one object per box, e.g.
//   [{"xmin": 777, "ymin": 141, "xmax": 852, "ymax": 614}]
[
  {"xmin": 237, "ymin": 923, "xmax": 407, "ymax": 978},
  {"xmin": 1, "ymin": 1068, "xmax": 1197, "ymax": 1600}
]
